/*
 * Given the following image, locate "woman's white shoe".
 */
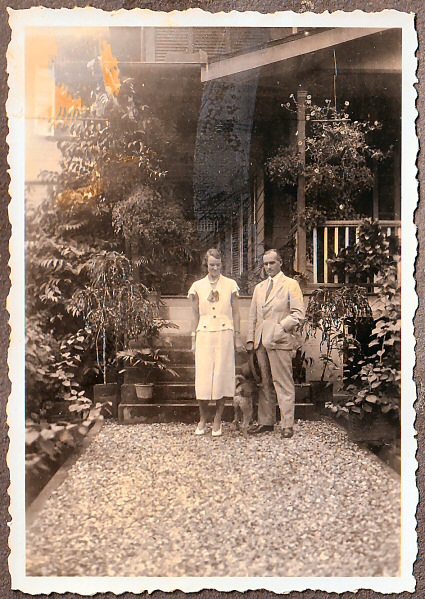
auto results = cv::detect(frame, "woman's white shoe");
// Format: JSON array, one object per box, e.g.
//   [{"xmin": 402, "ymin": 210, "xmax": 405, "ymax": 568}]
[
  {"xmin": 195, "ymin": 424, "xmax": 206, "ymax": 435},
  {"xmin": 211, "ymin": 424, "xmax": 222, "ymax": 437}
]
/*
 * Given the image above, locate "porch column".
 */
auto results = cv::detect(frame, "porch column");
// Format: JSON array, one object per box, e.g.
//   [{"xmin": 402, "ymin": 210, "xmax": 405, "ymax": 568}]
[
  {"xmin": 373, "ymin": 157, "xmax": 379, "ymax": 220},
  {"xmin": 296, "ymin": 90, "xmax": 307, "ymax": 274},
  {"xmin": 255, "ymin": 173, "xmax": 265, "ymax": 262}
]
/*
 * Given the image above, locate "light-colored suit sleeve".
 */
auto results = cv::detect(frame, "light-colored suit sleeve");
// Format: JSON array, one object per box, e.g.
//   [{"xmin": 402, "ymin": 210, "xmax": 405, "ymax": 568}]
[
  {"xmin": 246, "ymin": 285, "xmax": 258, "ymax": 344},
  {"xmin": 279, "ymin": 279, "xmax": 305, "ymax": 332}
]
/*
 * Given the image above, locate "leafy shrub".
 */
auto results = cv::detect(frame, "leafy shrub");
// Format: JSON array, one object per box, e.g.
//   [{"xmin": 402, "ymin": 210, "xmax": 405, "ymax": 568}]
[
  {"xmin": 112, "ymin": 184, "xmax": 197, "ymax": 292},
  {"xmin": 26, "ymin": 314, "xmax": 97, "ymax": 419},
  {"xmin": 327, "ymin": 219, "xmax": 400, "ymax": 286},
  {"xmin": 305, "ymin": 285, "xmax": 373, "ymax": 381},
  {"xmin": 117, "ymin": 347, "xmax": 178, "ymax": 384},
  {"xmin": 344, "ymin": 265, "xmax": 401, "ymax": 418},
  {"xmin": 25, "ymin": 415, "xmax": 101, "ymax": 505},
  {"xmin": 266, "ymin": 97, "xmax": 388, "ymax": 229},
  {"xmin": 72, "ymin": 251, "xmax": 175, "ymax": 384}
]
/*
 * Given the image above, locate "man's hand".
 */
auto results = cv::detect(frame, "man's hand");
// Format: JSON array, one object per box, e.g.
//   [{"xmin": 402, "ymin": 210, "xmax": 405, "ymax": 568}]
[{"xmin": 245, "ymin": 341, "xmax": 254, "ymax": 353}]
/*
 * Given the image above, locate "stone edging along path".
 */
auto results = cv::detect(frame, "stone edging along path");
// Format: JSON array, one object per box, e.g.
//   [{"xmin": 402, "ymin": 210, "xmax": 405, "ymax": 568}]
[
  {"xmin": 26, "ymin": 420, "xmax": 104, "ymax": 528},
  {"xmin": 322, "ymin": 408, "xmax": 401, "ymax": 476}
]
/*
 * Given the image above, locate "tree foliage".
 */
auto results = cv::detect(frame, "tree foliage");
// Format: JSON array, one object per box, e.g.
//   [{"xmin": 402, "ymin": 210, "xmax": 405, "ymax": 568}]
[
  {"xmin": 266, "ymin": 97, "xmax": 388, "ymax": 229},
  {"xmin": 27, "ymin": 61, "xmax": 196, "ymax": 425},
  {"xmin": 112, "ymin": 184, "xmax": 196, "ymax": 289},
  {"xmin": 72, "ymin": 251, "xmax": 168, "ymax": 384}
]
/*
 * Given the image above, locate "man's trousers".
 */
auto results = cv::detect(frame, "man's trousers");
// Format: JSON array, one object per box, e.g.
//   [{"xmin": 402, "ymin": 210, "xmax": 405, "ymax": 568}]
[{"xmin": 255, "ymin": 343, "xmax": 295, "ymax": 429}]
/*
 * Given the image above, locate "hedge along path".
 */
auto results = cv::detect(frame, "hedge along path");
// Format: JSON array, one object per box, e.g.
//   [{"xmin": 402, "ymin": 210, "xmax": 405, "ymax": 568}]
[{"xmin": 26, "ymin": 420, "xmax": 400, "ymax": 578}]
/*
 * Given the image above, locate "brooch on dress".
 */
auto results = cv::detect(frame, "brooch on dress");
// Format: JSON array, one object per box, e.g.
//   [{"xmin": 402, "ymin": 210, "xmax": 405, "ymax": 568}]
[{"xmin": 207, "ymin": 289, "xmax": 219, "ymax": 303}]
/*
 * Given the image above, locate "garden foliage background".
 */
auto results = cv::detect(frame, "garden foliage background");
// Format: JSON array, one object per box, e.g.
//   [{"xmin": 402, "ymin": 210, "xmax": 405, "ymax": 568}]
[
  {"xmin": 25, "ymin": 58, "xmax": 201, "ymax": 483},
  {"xmin": 0, "ymin": 2, "xmax": 423, "ymax": 597}
]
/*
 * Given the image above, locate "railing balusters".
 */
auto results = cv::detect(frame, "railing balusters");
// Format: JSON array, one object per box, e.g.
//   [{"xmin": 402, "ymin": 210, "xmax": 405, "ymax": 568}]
[
  {"xmin": 334, "ymin": 226, "xmax": 339, "ymax": 283},
  {"xmin": 345, "ymin": 226, "xmax": 350, "ymax": 283},
  {"xmin": 312, "ymin": 220, "xmax": 400, "ymax": 287}
]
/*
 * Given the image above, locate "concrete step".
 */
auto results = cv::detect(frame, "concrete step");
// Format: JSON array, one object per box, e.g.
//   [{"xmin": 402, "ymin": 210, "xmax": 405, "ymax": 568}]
[
  {"xmin": 130, "ymin": 334, "xmax": 193, "ymax": 351},
  {"xmin": 160, "ymin": 349, "xmax": 195, "ymax": 365},
  {"xmin": 118, "ymin": 401, "xmax": 232, "ymax": 424},
  {"xmin": 154, "ymin": 383, "xmax": 195, "ymax": 401},
  {"xmin": 157, "ymin": 334, "xmax": 192, "ymax": 350},
  {"xmin": 123, "ymin": 365, "xmax": 195, "ymax": 384},
  {"xmin": 151, "ymin": 382, "xmax": 312, "ymax": 403},
  {"xmin": 121, "ymin": 382, "xmax": 313, "ymax": 404},
  {"xmin": 117, "ymin": 402, "xmax": 316, "ymax": 424},
  {"xmin": 122, "ymin": 382, "xmax": 196, "ymax": 404},
  {"xmin": 159, "ymin": 365, "xmax": 195, "ymax": 382}
]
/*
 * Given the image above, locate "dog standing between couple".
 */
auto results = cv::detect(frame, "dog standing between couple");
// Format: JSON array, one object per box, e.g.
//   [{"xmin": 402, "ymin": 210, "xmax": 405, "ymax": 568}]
[{"xmin": 188, "ymin": 247, "xmax": 305, "ymax": 438}]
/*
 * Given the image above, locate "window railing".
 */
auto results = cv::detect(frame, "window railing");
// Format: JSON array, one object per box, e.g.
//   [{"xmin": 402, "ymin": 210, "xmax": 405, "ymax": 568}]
[{"xmin": 312, "ymin": 220, "xmax": 401, "ymax": 285}]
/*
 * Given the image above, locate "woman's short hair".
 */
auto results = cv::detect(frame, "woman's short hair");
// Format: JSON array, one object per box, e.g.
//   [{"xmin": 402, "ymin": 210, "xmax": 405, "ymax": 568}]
[{"xmin": 202, "ymin": 248, "xmax": 222, "ymax": 270}]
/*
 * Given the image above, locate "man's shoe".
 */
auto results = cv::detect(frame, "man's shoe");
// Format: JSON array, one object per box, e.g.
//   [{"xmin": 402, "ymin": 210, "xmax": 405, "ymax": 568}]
[
  {"xmin": 247, "ymin": 424, "xmax": 274, "ymax": 435},
  {"xmin": 281, "ymin": 427, "xmax": 294, "ymax": 438}
]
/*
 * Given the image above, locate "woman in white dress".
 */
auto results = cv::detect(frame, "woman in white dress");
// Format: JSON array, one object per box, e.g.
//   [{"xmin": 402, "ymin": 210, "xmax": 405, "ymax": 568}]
[{"xmin": 188, "ymin": 248, "xmax": 242, "ymax": 436}]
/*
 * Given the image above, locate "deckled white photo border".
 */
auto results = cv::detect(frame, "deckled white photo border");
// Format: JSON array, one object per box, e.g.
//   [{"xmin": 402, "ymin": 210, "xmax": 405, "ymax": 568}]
[{"xmin": 6, "ymin": 7, "xmax": 418, "ymax": 594}]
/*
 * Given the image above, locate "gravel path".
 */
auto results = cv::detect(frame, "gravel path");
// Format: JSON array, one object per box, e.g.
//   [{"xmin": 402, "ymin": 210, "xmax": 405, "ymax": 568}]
[{"xmin": 26, "ymin": 419, "xmax": 400, "ymax": 577}]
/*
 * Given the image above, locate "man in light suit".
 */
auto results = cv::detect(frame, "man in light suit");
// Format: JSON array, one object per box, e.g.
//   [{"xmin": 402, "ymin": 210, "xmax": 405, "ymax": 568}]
[{"xmin": 246, "ymin": 249, "xmax": 305, "ymax": 438}]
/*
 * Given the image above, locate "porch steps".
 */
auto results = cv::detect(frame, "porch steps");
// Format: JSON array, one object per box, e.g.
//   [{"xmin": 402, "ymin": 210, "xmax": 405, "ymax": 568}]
[
  {"xmin": 117, "ymin": 334, "xmax": 317, "ymax": 424},
  {"xmin": 120, "ymin": 382, "xmax": 312, "ymax": 405},
  {"xmin": 117, "ymin": 401, "xmax": 316, "ymax": 425},
  {"xmin": 123, "ymin": 365, "xmax": 195, "ymax": 384}
]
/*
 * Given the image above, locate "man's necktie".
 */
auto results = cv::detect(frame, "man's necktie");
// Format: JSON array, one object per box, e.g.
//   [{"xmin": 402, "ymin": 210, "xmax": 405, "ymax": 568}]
[{"xmin": 265, "ymin": 277, "xmax": 273, "ymax": 302}]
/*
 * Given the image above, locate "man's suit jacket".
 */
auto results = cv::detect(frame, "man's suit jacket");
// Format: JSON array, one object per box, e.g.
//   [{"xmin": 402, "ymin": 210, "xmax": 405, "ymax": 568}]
[{"xmin": 247, "ymin": 271, "xmax": 305, "ymax": 350}]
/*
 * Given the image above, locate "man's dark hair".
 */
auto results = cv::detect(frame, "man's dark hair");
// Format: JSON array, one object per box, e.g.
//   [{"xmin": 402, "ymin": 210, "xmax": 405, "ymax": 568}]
[{"xmin": 264, "ymin": 248, "xmax": 282, "ymax": 261}]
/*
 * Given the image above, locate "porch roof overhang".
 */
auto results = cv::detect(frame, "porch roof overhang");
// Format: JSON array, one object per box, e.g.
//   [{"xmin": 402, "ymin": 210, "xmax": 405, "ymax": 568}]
[{"xmin": 201, "ymin": 27, "xmax": 392, "ymax": 82}]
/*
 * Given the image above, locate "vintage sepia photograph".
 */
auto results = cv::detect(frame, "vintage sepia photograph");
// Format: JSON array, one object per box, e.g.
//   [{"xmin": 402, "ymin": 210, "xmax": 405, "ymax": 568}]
[{"xmin": 7, "ymin": 7, "xmax": 417, "ymax": 594}]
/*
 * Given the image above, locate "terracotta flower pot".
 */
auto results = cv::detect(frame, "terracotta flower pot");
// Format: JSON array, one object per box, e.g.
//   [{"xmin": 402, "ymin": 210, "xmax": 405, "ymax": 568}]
[{"xmin": 134, "ymin": 383, "xmax": 154, "ymax": 402}]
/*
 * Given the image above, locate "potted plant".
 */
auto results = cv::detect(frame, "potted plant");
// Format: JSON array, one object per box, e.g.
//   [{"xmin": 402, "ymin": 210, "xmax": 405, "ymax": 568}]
[
  {"xmin": 117, "ymin": 347, "xmax": 178, "ymax": 402},
  {"xmin": 304, "ymin": 285, "xmax": 373, "ymax": 405},
  {"xmin": 342, "ymin": 265, "xmax": 401, "ymax": 443},
  {"xmin": 73, "ymin": 251, "xmax": 167, "ymax": 416}
]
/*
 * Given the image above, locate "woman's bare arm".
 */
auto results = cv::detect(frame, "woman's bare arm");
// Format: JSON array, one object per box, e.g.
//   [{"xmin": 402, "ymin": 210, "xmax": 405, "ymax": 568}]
[{"xmin": 190, "ymin": 293, "xmax": 199, "ymax": 352}]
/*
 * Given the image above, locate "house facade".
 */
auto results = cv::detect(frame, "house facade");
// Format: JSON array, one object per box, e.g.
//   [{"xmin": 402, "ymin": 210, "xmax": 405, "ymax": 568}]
[
  {"xmin": 26, "ymin": 25, "xmax": 401, "ymax": 293},
  {"xmin": 24, "ymin": 25, "xmax": 402, "ymax": 384}
]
